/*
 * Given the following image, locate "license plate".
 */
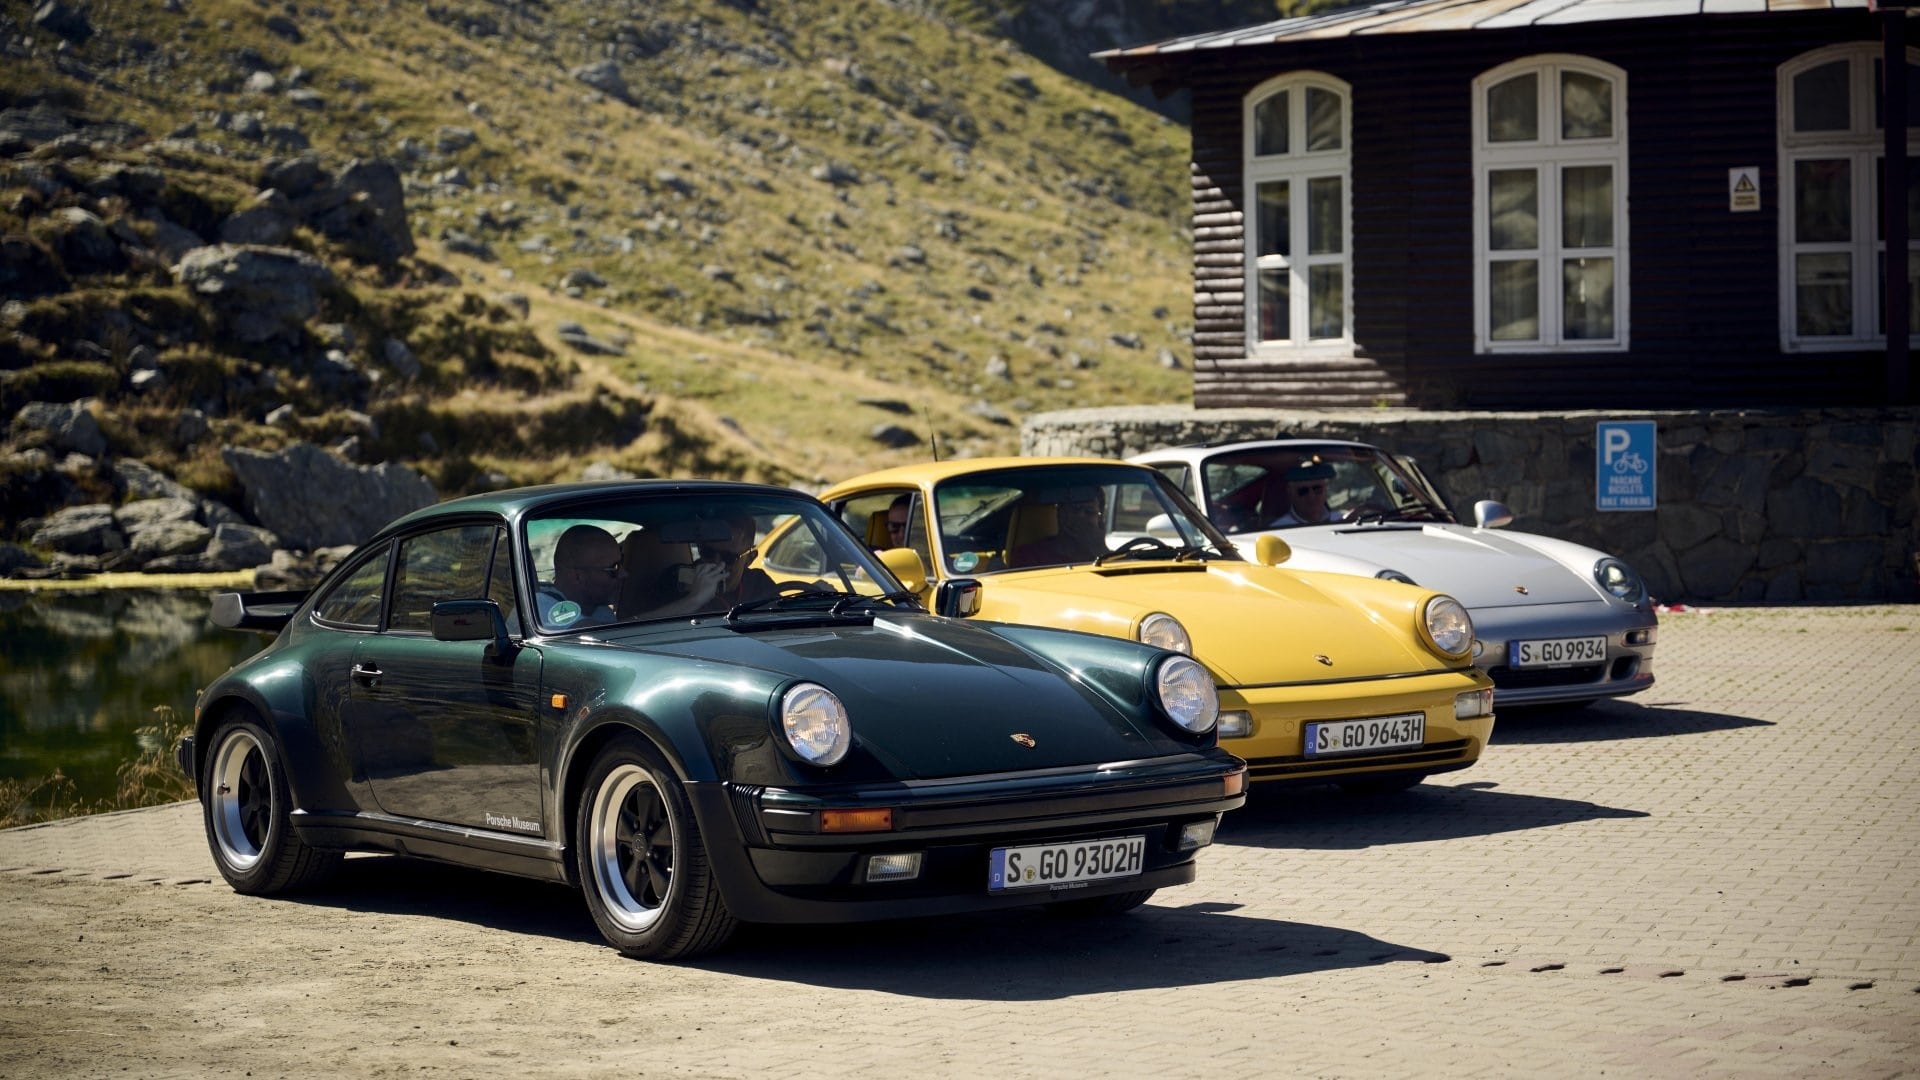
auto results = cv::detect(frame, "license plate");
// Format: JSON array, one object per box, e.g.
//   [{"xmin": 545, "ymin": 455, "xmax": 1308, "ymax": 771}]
[
  {"xmin": 1304, "ymin": 713, "xmax": 1425, "ymax": 758},
  {"xmin": 1510, "ymin": 635, "xmax": 1607, "ymax": 668},
  {"xmin": 989, "ymin": 835, "xmax": 1144, "ymax": 892}
]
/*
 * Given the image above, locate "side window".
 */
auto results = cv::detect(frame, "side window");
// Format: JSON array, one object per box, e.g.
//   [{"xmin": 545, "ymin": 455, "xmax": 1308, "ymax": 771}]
[
  {"xmin": 312, "ymin": 543, "xmax": 390, "ymax": 629},
  {"xmin": 1150, "ymin": 462, "xmax": 1192, "ymax": 500},
  {"xmin": 389, "ymin": 525, "xmax": 497, "ymax": 633}
]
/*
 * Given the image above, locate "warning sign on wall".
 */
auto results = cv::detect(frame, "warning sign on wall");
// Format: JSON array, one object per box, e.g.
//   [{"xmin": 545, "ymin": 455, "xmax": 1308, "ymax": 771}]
[{"xmin": 1729, "ymin": 167, "xmax": 1760, "ymax": 212}]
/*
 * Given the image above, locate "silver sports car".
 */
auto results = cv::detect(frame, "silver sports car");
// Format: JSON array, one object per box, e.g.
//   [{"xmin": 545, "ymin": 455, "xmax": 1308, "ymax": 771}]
[{"xmin": 1132, "ymin": 439, "xmax": 1656, "ymax": 708}]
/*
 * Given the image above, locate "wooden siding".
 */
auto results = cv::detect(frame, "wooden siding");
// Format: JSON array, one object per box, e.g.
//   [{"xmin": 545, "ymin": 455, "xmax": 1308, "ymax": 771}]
[{"xmin": 1172, "ymin": 10, "xmax": 1905, "ymax": 409}]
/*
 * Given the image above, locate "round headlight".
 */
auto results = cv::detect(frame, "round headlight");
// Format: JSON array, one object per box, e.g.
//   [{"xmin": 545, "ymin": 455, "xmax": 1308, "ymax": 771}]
[
  {"xmin": 1422, "ymin": 595, "xmax": 1474, "ymax": 658},
  {"xmin": 1375, "ymin": 569, "xmax": 1417, "ymax": 585},
  {"xmin": 1154, "ymin": 655, "xmax": 1219, "ymax": 734},
  {"xmin": 1137, "ymin": 611, "xmax": 1192, "ymax": 654},
  {"xmin": 780, "ymin": 683, "xmax": 852, "ymax": 766},
  {"xmin": 1594, "ymin": 557, "xmax": 1646, "ymax": 605}
]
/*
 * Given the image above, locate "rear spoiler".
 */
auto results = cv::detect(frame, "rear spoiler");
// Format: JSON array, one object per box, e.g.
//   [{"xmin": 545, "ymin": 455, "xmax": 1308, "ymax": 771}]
[{"xmin": 209, "ymin": 590, "xmax": 308, "ymax": 632}]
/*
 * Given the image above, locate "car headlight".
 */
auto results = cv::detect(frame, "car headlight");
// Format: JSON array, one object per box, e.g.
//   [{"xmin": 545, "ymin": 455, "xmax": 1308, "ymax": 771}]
[
  {"xmin": 1137, "ymin": 611, "xmax": 1192, "ymax": 654},
  {"xmin": 1375, "ymin": 569, "xmax": 1417, "ymax": 585},
  {"xmin": 1594, "ymin": 557, "xmax": 1647, "ymax": 605},
  {"xmin": 780, "ymin": 683, "xmax": 852, "ymax": 766},
  {"xmin": 1154, "ymin": 655, "xmax": 1219, "ymax": 734},
  {"xmin": 1420, "ymin": 595, "xmax": 1474, "ymax": 658}
]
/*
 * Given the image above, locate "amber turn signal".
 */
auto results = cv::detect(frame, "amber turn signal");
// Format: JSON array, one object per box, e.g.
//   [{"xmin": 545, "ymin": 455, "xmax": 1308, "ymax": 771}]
[
  {"xmin": 1223, "ymin": 770, "xmax": 1246, "ymax": 797},
  {"xmin": 821, "ymin": 808, "xmax": 895, "ymax": 833}
]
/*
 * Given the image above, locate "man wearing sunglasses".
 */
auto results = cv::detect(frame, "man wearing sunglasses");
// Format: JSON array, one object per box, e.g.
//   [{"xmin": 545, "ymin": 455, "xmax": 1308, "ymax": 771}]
[
  {"xmin": 1268, "ymin": 460, "xmax": 1346, "ymax": 527},
  {"xmin": 538, "ymin": 524, "xmax": 628, "ymax": 627}
]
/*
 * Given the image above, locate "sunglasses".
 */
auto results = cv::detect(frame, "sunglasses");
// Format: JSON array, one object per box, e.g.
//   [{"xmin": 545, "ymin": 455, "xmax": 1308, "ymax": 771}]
[
  {"xmin": 566, "ymin": 562, "xmax": 623, "ymax": 578},
  {"xmin": 887, "ymin": 520, "xmax": 908, "ymax": 533},
  {"xmin": 1294, "ymin": 483, "xmax": 1327, "ymax": 496}
]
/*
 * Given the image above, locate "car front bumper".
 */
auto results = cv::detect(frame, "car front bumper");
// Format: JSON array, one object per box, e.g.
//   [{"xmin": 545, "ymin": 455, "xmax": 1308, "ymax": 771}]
[
  {"xmin": 689, "ymin": 750, "xmax": 1247, "ymax": 923},
  {"xmin": 1218, "ymin": 668, "xmax": 1495, "ymax": 786},
  {"xmin": 1469, "ymin": 601, "xmax": 1656, "ymax": 707}
]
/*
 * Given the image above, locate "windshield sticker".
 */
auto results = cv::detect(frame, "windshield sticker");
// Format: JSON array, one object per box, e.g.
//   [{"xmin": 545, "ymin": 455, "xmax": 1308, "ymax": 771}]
[
  {"xmin": 548, "ymin": 600, "xmax": 582, "ymax": 625},
  {"xmin": 952, "ymin": 551, "xmax": 980, "ymax": 573}
]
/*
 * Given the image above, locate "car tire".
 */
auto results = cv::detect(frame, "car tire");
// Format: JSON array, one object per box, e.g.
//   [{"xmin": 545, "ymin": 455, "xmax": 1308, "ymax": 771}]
[
  {"xmin": 1337, "ymin": 773, "xmax": 1425, "ymax": 796},
  {"xmin": 576, "ymin": 736, "xmax": 737, "ymax": 960},
  {"xmin": 1045, "ymin": 888, "xmax": 1156, "ymax": 917},
  {"xmin": 201, "ymin": 714, "xmax": 341, "ymax": 894}
]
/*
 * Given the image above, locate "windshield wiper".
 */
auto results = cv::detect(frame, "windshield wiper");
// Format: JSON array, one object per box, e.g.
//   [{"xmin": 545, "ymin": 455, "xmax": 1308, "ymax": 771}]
[
  {"xmin": 726, "ymin": 588, "xmax": 920, "ymax": 621},
  {"xmin": 1094, "ymin": 539, "xmax": 1218, "ymax": 566},
  {"xmin": 830, "ymin": 590, "xmax": 924, "ymax": 615}
]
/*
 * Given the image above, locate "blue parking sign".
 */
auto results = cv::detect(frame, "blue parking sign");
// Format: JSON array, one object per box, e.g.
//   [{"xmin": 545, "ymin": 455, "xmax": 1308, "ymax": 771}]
[{"xmin": 1596, "ymin": 421, "xmax": 1656, "ymax": 511}]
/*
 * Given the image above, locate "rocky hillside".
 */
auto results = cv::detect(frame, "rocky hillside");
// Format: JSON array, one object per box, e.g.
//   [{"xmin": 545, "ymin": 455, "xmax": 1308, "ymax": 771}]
[{"xmin": 0, "ymin": 0, "xmax": 1289, "ymax": 580}]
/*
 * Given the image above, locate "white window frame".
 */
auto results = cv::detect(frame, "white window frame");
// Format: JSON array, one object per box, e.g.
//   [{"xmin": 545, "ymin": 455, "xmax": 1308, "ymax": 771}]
[
  {"xmin": 1777, "ymin": 43, "xmax": 1920, "ymax": 352},
  {"xmin": 1242, "ymin": 72, "xmax": 1354, "ymax": 360},
  {"xmin": 1472, "ymin": 55, "xmax": 1630, "ymax": 353}
]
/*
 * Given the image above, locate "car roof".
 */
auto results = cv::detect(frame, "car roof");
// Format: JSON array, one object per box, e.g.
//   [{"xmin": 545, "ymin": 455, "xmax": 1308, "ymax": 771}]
[
  {"xmin": 1138, "ymin": 438, "xmax": 1381, "ymax": 459},
  {"xmin": 826, "ymin": 456, "xmax": 1148, "ymax": 491},
  {"xmin": 381, "ymin": 479, "xmax": 809, "ymax": 533}
]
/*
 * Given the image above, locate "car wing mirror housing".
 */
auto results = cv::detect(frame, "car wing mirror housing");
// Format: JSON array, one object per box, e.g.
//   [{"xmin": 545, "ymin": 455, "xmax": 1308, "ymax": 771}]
[
  {"xmin": 877, "ymin": 546, "xmax": 928, "ymax": 594},
  {"xmin": 432, "ymin": 598, "xmax": 516, "ymax": 661},
  {"xmin": 934, "ymin": 578, "xmax": 982, "ymax": 618},
  {"xmin": 1473, "ymin": 500, "xmax": 1514, "ymax": 530},
  {"xmin": 1253, "ymin": 534, "xmax": 1292, "ymax": 566}
]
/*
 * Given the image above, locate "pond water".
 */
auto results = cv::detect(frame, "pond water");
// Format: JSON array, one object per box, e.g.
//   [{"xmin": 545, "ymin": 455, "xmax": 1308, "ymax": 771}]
[{"xmin": 0, "ymin": 589, "xmax": 267, "ymax": 805}]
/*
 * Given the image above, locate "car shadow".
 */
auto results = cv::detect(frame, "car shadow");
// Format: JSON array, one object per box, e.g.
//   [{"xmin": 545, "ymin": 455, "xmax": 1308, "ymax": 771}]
[
  {"xmin": 284, "ymin": 857, "xmax": 1449, "ymax": 996},
  {"xmin": 1490, "ymin": 697, "xmax": 1773, "ymax": 745},
  {"xmin": 706, "ymin": 904, "xmax": 1450, "ymax": 997},
  {"xmin": 1220, "ymin": 780, "xmax": 1648, "ymax": 850}
]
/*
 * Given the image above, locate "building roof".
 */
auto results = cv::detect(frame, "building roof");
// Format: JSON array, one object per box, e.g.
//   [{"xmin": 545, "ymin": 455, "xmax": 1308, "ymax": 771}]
[{"xmin": 1095, "ymin": 0, "xmax": 1870, "ymax": 60}]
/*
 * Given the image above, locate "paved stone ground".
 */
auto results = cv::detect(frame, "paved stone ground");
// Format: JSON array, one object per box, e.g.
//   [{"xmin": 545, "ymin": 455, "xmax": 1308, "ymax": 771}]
[{"xmin": 2, "ymin": 605, "xmax": 1916, "ymax": 1077}]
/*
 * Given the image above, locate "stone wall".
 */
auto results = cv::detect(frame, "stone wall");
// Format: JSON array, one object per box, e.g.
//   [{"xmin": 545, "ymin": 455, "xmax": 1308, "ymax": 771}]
[{"xmin": 1022, "ymin": 406, "xmax": 1920, "ymax": 604}]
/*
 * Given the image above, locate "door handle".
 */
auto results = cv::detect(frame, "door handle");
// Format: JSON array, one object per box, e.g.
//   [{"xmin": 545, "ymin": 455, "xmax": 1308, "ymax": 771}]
[{"xmin": 351, "ymin": 663, "xmax": 383, "ymax": 686}]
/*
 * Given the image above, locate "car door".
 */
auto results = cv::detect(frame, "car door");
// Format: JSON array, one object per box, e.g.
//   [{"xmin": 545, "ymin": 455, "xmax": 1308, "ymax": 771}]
[{"xmin": 347, "ymin": 523, "xmax": 546, "ymax": 835}]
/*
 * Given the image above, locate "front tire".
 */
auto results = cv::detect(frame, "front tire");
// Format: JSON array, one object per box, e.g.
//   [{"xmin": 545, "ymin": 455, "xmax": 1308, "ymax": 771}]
[
  {"xmin": 201, "ymin": 715, "xmax": 341, "ymax": 894},
  {"xmin": 576, "ymin": 736, "xmax": 737, "ymax": 960}
]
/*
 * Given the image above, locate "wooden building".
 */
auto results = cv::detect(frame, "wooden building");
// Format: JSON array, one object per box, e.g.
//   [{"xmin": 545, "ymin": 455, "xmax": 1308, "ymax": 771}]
[{"xmin": 1098, "ymin": 0, "xmax": 1916, "ymax": 409}]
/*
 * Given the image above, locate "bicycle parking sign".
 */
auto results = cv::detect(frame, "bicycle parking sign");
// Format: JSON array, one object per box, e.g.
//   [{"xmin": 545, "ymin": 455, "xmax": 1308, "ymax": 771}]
[{"xmin": 1596, "ymin": 420, "xmax": 1656, "ymax": 511}]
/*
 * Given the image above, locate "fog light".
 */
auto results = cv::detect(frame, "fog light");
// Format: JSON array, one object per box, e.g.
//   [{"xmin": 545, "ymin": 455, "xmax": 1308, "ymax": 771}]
[
  {"xmin": 865, "ymin": 852, "xmax": 922, "ymax": 882},
  {"xmin": 1455, "ymin": 688, "xmax": 1493, "ymax": 720},
  {"xmin": 1177, "ymin": 818, "xmax": 1217, "ymax": 851},
  {"xmin": 1217, "ymin": 710, "xmax": 1252, "ymax": 738}
]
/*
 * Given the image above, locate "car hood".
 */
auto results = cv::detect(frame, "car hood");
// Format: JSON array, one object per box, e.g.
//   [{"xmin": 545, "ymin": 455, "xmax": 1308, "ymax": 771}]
[
  {"xmin": 1241, "ymin": 525, "xmax": 1600, "ymax": 608},
  {"xmin": 612, "ymin": 615, "xmax": 1170, "ymax": 779},
  {"xmin": 977, "ymin": 563, "xmax": 1444, "ymax": 687}
]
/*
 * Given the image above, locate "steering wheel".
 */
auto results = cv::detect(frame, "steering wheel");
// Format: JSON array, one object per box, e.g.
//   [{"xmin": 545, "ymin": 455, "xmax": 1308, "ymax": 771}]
[{"xmin": 1346, "ymin": 503, "xmax": 1393, "ymax": 526}]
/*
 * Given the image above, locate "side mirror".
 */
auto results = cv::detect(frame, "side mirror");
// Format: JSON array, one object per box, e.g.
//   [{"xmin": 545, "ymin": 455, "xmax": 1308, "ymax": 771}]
[
  {"xmin": 1253, "ymin": 534, "xmax": 1292, "ymax": 566},
  {"xmin": 934, "ymin": 578, "xmax": 982, "ymax": 618},
  {"xmin": 1473, "ymin": 500, "xmax": 1514, "ymax": 530},
  {"xmin": 877, "ymin": 546, "xmax": 928, "ymax": 594},
  {"xmin": 432, "ymin": 598, "xmax": 516, "ymax": 661},
  {"xmin": 1142, "ymin": 513, "xmax": 1182, "ymax": 541}
]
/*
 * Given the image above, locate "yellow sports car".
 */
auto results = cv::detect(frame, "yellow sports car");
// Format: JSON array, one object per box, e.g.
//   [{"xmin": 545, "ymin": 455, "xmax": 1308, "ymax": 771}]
[{"xmin": 812, "ymin": 458, "xmax": 1495, "ymax": 792}]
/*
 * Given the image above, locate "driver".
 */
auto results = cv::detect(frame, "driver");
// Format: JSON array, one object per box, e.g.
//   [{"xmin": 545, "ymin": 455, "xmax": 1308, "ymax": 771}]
[
  {"xmin": 1008, "ymin": 497, "xmax": 1105, "ymax": 567},
  {"xmin": 538, "ymin": 525, "xmax": 627, "ymax": 626},
  {"xmin": 1269, "ymin": 460, "xmax": 1345, "ymax": 527}
]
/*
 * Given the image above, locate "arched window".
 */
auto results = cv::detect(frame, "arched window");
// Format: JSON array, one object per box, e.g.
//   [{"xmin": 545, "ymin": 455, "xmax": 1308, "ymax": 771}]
[
  {"xmin": 1778, "ymin": 44, "xmax": 1920, "ymax": 349},
  {"xmin": 1472, "ymin": 56, "xmax": 1629, "ymax": 352},
  {"xmin": 1243, "ymin": 73, "xmax": 1352, "ymax": 354}
]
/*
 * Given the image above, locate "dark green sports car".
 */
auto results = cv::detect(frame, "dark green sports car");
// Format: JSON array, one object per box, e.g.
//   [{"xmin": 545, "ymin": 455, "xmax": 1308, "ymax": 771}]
[{"xmin": 178, "ymin": 481, "xmax": 1246, "ymax": 960}]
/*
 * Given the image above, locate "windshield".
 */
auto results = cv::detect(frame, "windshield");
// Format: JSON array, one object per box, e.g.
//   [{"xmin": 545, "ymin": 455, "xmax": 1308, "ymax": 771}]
[
  {"xmin": 525, "ymin": 490, "xmax": 906, "ymax": 632},
  {"xmin": 1196, "ymin": 444, "xmax": 1454, "ymax": 532},
  {"xmin": 929, "ymin": 464, "xmax": 1238, "ymax": 574}
]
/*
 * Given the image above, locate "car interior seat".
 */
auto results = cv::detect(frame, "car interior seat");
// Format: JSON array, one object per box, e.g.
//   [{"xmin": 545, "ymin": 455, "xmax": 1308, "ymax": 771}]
[
  {"xmin": 866, "ymin": 510, "xmax": 893, "ymax": 549},
  {"xmin": 618, "ymin": 528, "xmax": 694, "ymax": 617},
  {"xmin": 1002, "ymin": 503, "xmax": 1059, "ymax": 568}
]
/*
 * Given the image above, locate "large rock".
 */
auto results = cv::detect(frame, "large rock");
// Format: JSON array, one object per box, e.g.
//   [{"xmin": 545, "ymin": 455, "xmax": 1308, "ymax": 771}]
[
  {"xmin": 570, "ymin": 61, "xmax": 631, "ymax": 102},
  {"xmin": 29, "ymin": 504, "xmax": 125, "ymax": 555},
  {"xmin": 13, "ymin": 400, "xmax": 106, "ymax": 457},
  {"xmin": 222, "ymin": 442, "xmax": 437, "ymax": 549},
  {"xmin": 175, "ymin": 244, "xmax": 335, "ymax": 344},
  {"xmin": 204, "ymin": 522, "xmax": 278, "ymax": 571},
  {"xmin": 304, "ymin": 159, "xmax": 414, "ymax": 264}
]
